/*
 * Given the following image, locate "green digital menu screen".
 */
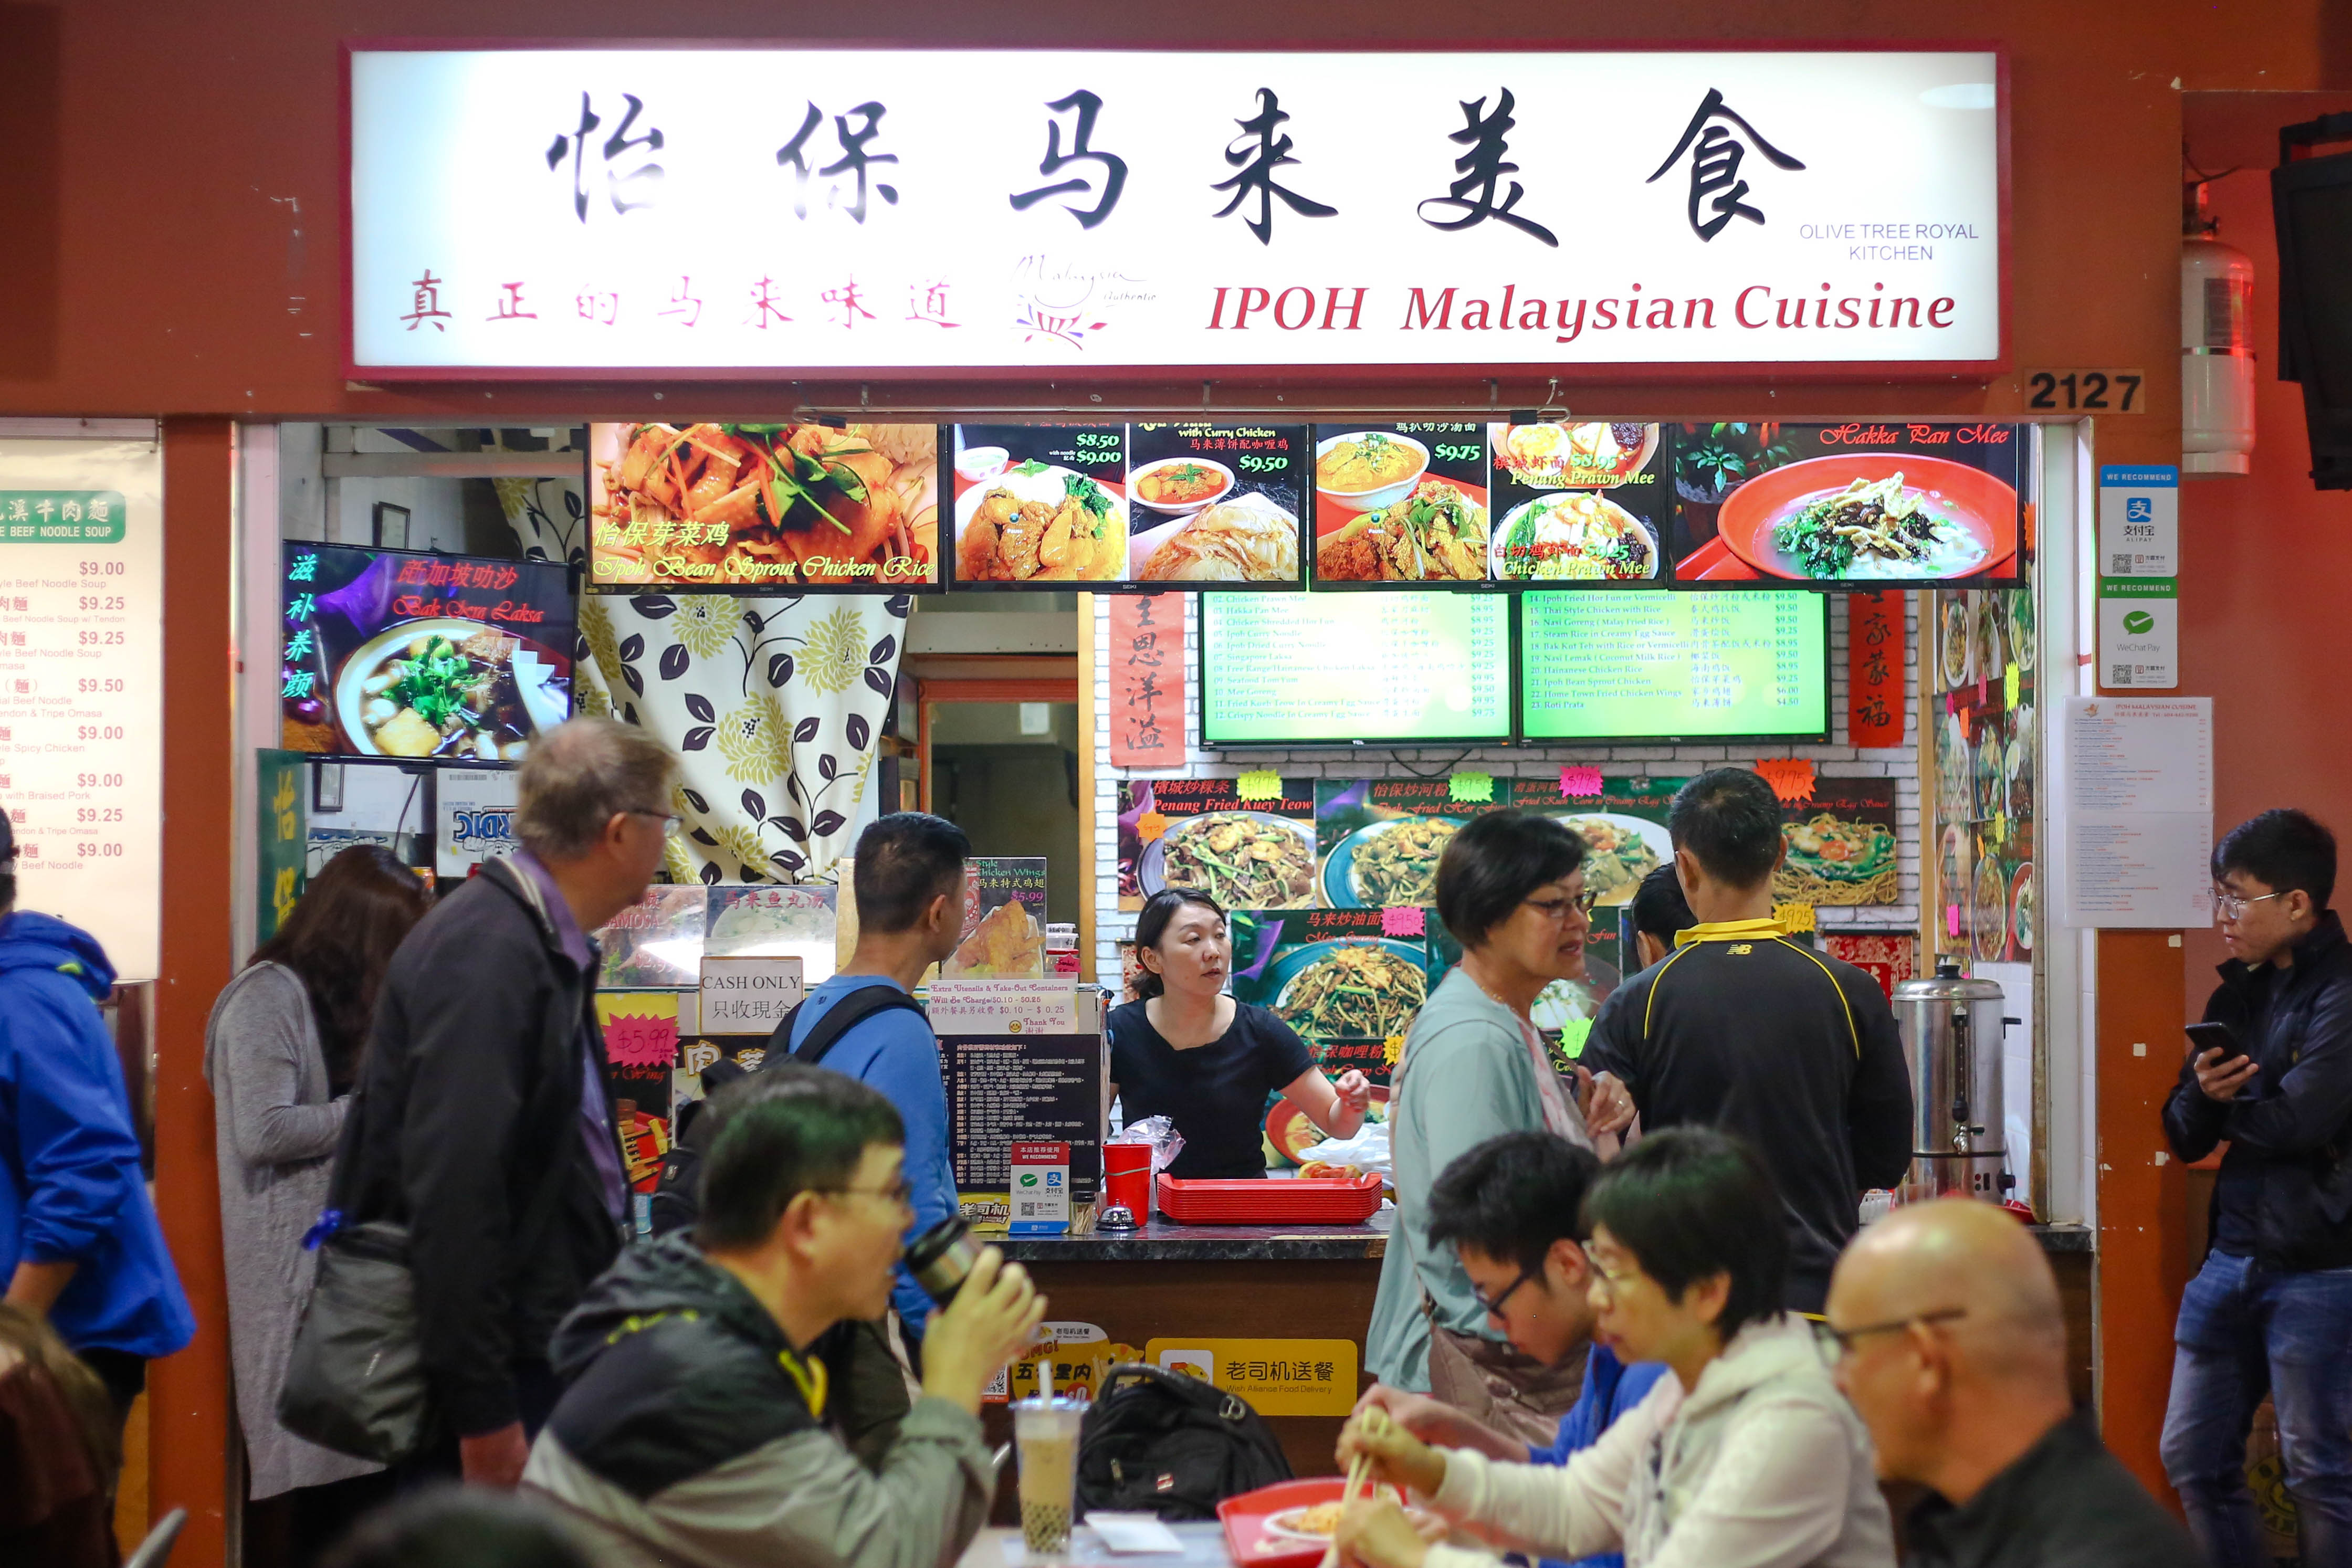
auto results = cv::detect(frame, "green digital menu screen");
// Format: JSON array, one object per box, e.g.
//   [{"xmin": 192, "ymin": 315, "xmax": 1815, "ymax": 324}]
[
  {"xmin": 1201, "ymin": 592, "xmax": 1511, "ymax": 746},
  {"xmin": 1519, "ymin": 592, "xmax": 1830, "ymax": 742}
]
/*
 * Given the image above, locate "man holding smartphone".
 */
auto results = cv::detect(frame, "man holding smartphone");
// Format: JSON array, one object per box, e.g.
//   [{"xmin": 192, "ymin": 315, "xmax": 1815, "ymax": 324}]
[{"xmin": 2161, "ymin": 808, "xmax": 2352, "ymax": 1568}]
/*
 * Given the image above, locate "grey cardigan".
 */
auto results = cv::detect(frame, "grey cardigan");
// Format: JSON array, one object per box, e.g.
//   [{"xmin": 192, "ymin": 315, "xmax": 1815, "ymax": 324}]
[
  {"xmin": 1367, "ymin": 967, "xmax": 1592, "ymax": 1392},
  {"xmin": 203, "ymin": 962, "xmax": 382, "ymax": 1498}
]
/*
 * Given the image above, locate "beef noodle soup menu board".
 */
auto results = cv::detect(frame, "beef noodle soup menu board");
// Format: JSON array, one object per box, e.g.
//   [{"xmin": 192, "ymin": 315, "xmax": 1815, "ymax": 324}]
[
  {"xmin": 1520, "ymin": 592, "xmax": 1829, "ymax": 742},
  {"xmin": 1200, "ymin": 592, "xmax": 1510, "ymax": 746}
]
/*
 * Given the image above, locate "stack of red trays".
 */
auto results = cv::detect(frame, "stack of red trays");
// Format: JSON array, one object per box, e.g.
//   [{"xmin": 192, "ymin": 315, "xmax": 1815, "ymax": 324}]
[{"xmin": 1153, "ymin": 1174, "xmax": 1384, "ymax": 1225}]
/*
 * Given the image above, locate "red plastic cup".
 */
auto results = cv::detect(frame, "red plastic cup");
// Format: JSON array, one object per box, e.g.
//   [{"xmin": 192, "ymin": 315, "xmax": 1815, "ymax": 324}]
[{"xmin": 1102, "ymin": 1141, "xmax": 1154, "ymax": 1220}]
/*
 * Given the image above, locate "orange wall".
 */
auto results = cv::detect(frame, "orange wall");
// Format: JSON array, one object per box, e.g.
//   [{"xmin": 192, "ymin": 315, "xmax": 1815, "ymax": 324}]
[
  {"xmin": 2, "ymin": 0, "xmax": 2338, "ymax": 1529},
  {"xmin": 2179, "ymin": 96, "xmax": 2352, "ymax": 998}
]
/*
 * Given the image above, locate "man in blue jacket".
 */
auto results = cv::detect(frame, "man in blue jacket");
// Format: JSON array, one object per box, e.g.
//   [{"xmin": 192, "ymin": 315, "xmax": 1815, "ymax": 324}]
[{"xmin": 0, "ymin": 815, "xmax": 193, "ymax": 1429}]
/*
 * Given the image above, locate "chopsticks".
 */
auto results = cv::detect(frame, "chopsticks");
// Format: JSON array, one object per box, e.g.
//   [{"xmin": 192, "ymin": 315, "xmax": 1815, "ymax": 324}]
[{"xmin": 1322, "ymin": 1409, "xmax": 1389, "ymax": 1568}]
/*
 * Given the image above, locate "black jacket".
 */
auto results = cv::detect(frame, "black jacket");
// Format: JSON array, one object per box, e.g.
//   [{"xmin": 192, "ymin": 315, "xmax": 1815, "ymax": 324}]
[
  {"xmin": 1904, "ymin": 1414, "xmax": 2199, "ymax": 1568},
  {"xmin": 2164, "ymin": 911, "xmax": 2352, "ymax": 1271},
  {"xmin": 1583, "ymin": 920, "xmax": 1915, "ymax": 1310},
  {"xmin": 339, "ymin": 858, "xmax": 622, "ymax": 1436}
]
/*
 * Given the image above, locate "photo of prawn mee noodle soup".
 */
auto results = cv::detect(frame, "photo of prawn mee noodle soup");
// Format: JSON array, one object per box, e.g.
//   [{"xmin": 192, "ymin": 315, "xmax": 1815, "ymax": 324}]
[{"xmin": 591, "ymin": 422, "xmax": 938, "ymax": 588}]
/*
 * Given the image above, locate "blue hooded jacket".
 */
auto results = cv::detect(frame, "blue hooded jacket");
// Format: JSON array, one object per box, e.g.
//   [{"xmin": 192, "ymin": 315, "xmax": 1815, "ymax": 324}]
[{"xmin": 0, "ymin": 911, "xmax": 193, "ymax": 1359}]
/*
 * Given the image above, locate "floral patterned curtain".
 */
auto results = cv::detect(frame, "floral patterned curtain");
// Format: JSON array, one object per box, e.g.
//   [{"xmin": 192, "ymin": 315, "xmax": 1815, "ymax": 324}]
[{"xmin": 498, "ymin": 478, "xmax": 904, "ymax": 885}]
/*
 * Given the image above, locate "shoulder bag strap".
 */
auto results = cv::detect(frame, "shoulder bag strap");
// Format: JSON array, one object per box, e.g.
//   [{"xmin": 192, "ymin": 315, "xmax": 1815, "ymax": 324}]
[{"xmin": 770, "ymin": 984, "xmax": 924, "ymax": 1068}]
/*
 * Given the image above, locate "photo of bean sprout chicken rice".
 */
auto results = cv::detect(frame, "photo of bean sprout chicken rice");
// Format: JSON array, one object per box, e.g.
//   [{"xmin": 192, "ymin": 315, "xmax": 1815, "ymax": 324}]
[{"xmin": 593, "ymin": 422, "xmax": 937, "ymax": 587}]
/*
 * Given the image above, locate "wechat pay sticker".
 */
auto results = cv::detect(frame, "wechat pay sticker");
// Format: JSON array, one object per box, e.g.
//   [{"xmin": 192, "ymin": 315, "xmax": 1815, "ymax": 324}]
[
  {"xmin": 2099, "ymin": 595, "xmax": 2176, "ymax": 688},
  {"xmin": 1019, "ymin": 1172, "xmax": 1040, "ymax": 1188}
]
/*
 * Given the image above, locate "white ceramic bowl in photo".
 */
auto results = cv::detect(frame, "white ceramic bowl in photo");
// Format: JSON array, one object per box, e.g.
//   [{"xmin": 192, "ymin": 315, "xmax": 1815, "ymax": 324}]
[
  {"xmin": 1127, "ymin": 457, "xmax": 1235, "ymax": 514},
  {"xmin": 1313, "ymin": 432, "xmax": 1430, "ymax": 515},
  {"xmin": 954, "ymin": 445, "xmax": 1009, "ymax": 483}
]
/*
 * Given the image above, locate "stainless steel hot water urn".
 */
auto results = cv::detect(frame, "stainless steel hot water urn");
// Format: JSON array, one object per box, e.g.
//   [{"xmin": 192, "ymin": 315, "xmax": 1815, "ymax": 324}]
[{"xmin": 1891, "ymin": 961, "xmax": 2015, "ymax": 1199}]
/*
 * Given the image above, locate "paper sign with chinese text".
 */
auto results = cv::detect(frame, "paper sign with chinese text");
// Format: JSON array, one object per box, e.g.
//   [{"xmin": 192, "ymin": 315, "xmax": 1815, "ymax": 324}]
[
  {"xmin": 1846, "ymin": 593, "xmax": 1905, "ymax": 748},
  {"xmin": 1108, "ymin": 594, "xmax": 1185, "ymax": 766},
  {"xmin": 697, "ymin": 955, "xmax": 806, "ymax": 1035},
  {"xmin": 0, "ymin": 438, "xmax": 164, "ymax": 978}
]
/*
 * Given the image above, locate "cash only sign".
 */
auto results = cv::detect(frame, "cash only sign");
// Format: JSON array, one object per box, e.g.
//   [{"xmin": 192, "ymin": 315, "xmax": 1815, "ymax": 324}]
[{"xmin": 348, "ymin": 47, "xmax": 2003, "ymax": 376}]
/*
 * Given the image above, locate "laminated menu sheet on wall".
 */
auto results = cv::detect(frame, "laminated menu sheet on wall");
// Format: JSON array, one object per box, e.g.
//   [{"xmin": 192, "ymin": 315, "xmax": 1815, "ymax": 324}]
[{"xmin": 2051, "ymin": 696, "xmax": 2212, "ymax": 929}]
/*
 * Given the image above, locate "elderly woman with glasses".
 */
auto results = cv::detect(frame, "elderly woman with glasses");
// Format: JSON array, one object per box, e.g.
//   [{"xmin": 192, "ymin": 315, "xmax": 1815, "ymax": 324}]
[
  {"xmin": 1364, "ymin": 811, "xmax": 1635, "ymax": 1448},
  {"xmin": 1341, "ymin": 1130, "xmax": 1894, "ymax": 1568}
]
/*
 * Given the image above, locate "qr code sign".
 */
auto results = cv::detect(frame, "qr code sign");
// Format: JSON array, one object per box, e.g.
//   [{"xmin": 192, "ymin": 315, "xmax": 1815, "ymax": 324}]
[
  {"xmin": 2109, "ymin": 554, "xmax": 2132, "ymax": 574},
  {"xmin": 2109, "ymin": 665, "xmax": 2132, "ymax": 685}
]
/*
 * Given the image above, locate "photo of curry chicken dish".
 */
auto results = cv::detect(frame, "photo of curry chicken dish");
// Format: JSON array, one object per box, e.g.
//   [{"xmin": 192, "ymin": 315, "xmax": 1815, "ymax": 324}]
[{"xmin": 592, "ymin": 422, "xmax": 937, "ymax": 587}]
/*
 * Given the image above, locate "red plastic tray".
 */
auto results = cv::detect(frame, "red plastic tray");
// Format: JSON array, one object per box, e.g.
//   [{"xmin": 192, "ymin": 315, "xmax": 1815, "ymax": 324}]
[
  {"xmin": 1219, "ymin": 1476, "xmax": 1404, "ymax": 1568},
  {"xmin": 1155, "ymin": 1174, "xmax": 1384, "ymax": 1225}
]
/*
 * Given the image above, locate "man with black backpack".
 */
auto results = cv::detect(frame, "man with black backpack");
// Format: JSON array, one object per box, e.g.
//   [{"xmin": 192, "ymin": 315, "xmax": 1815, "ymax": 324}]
[{"xmin": 772, "ymin": 813, "xmax": 971, "ymax": 1349}]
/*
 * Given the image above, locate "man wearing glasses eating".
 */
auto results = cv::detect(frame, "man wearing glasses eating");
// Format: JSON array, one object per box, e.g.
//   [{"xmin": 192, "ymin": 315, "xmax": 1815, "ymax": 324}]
[{"xmin": 2161, "ymin": 808, "xmax": 2352, "ymax": 1568}]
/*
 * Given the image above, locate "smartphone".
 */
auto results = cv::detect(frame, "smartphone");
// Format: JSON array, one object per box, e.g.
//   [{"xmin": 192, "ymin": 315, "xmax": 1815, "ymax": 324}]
[{"xmin": 2185, "ymin": 1021, "xmax": 2248, "ymax": 1063}]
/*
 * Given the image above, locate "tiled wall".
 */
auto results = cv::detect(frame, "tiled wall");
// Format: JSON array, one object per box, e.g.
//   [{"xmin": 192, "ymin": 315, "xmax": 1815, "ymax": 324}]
[{"xmin": 1090, "ymin": 592, "xmax": 1920, "ymax": 977}]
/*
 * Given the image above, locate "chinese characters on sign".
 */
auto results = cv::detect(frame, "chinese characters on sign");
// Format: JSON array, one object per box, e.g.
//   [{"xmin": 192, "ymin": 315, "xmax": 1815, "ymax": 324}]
[
  {"xmin": 1645, "ymin": 88, "xmax": 1806, "ymax": 241},
  {"xmin": 1846, "ymin": 592, "xmax": 1905, "ymax": 748},
  {"xmin": 351, "ymin": 49, "xmax": 2000, "ymax": 372},
  {"xmin": 1108, "ymin": 594, "xmax": 1186, "ymax": 768}
]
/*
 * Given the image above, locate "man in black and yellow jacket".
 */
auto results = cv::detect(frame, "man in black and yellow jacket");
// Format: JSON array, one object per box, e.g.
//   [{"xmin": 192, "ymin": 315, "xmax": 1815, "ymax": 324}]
[
  {"xmin": 523, "ymin": 1070, "xmax": 1046, "ymax": 1568},
  {"xmin": 1584, "ymin": 768, "xmax": 1913, "ymax": 1314}
]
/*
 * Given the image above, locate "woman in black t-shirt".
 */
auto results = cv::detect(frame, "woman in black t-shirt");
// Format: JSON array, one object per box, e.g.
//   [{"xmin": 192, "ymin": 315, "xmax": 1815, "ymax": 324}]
[{"xmin": 1108, "ymin": 889, "xmax": 1371, "ymax": 1179}]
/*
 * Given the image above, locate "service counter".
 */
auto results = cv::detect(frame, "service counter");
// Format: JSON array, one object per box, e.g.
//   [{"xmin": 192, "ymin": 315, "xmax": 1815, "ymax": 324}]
[{"xmin": 976, "ymin": 1213, "xmax": 2094, "ymax": 1523}]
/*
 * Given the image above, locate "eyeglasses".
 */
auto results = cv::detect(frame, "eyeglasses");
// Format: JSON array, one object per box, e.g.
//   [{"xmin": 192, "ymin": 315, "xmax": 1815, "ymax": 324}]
[
  {"xmin": 2214, "ymin": 889, "xmax": 2285, "ymax": 921},
  {"xmin": 1581, "ymin": 1241, "xmax": 1643, "ymax": 1293},
  {"xmin": 815, "ymin": 1176, "xmax": 916, "ymax": 1211},
  {"xmin": 627, "ymin": 807, "xmax": 684, "ymax": 839},
  {"xmin": 1470, "ymin": 1261, "xmax": 1545, "ymax": 1321},
  {"xmin": 1522, "ymin": 890, "xmax": 1600, "ymax": 923},
  {"xmin": 1819, "ymin": 1307, "xmax": 1969, "ymax": 1361}
]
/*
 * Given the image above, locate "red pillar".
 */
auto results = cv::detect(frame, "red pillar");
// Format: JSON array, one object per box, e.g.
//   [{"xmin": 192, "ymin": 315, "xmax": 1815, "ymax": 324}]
[
  {"xmin": 146, "ymin": 417, "xmax": 237, "ymax": 1562},
  {"xmin": 2096, "ymin": 928, "xmax": 2193, "ymax": 1505}
]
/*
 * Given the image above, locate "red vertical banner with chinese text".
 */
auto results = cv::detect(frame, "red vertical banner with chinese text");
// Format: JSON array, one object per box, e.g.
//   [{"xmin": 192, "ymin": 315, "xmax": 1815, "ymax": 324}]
[
  {"xmin": 1109, "ymin": 594, "xmax": 1186, "ymax": 768},
  {"xmin": 1847, "ymin": 593, "xmax": 1904, "ymax": 749}
]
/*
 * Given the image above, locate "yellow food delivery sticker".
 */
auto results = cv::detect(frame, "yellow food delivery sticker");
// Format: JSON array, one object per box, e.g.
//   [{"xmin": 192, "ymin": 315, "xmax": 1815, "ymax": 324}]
[{"xmin": 1142, "ymin": 1338, "xmax": 1359, "ymax": 1416}]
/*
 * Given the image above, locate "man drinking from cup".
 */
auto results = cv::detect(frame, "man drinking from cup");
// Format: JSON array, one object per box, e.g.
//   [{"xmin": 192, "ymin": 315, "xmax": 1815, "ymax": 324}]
[{"xmin": 523, "ymin": 1071, "xmax": 1046, "ymax": 1568}]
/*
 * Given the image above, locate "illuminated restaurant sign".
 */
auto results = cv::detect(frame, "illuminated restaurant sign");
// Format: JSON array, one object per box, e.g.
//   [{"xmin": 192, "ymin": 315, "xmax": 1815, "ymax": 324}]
[{"xmin": 348, "ymin": 47, "xmax": 2004, "ymax": 376}]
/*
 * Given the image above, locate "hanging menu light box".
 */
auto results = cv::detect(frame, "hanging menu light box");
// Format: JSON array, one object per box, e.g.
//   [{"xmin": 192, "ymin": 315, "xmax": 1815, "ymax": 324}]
[
  {"xmin": 1518, "ymin": 591, "xmax": 1830, "ymax": 743},
  {"xmin": 948, "ymin": 422, "xmax": 1305, "ymax": 590},
  {"xmin": 348, "ymin": 48, "xmax": 2003, "ymax": 376},
  {"xmin": 1200, "ymin": 591, "xmax": 1511, "ymax": 747},
  {"xmin": 1670, "ymin": 422, "xmax": 2029, "ymax": 587},
  {"xmin": 0, "ymin": 437, "xmax": 164, "ymax": 981}
]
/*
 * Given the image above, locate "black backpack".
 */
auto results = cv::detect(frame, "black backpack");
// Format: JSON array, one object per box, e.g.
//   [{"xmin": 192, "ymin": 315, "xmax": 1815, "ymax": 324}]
[
  {"xmin": 648, "ymin": 985, "xmax": 929, "ymax": 1236},
  {"xmin": 1077, "ymin": 1364, "xmax": 1293, "ymax": 1520}
]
